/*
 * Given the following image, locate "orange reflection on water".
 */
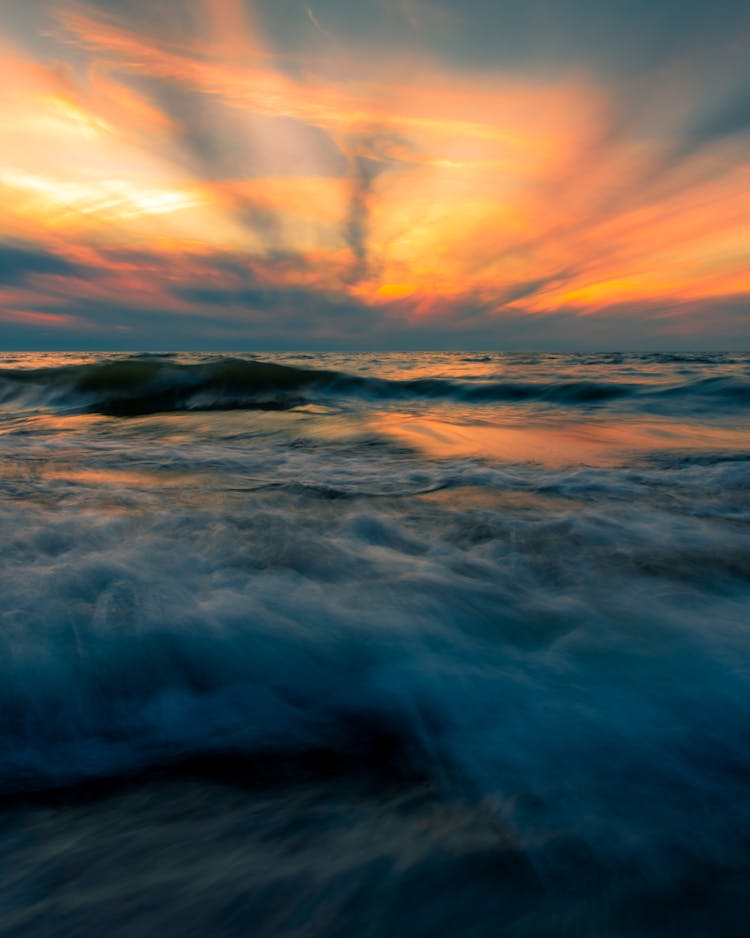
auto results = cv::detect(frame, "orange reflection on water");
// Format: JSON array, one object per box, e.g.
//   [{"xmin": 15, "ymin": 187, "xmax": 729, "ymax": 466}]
[
  {"xmin": 372, "ymin": 412, "xmax": 749, "ymax": 468},
  {"xmin": 41, "ymin": 467, "xmax": 194, "ymax": 488}
]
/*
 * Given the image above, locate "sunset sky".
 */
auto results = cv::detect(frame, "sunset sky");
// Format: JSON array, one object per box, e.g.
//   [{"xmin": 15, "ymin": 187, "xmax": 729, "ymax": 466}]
[{"xmin": 1, "ymin": 0, "xmax": 749, "ymax": 349}]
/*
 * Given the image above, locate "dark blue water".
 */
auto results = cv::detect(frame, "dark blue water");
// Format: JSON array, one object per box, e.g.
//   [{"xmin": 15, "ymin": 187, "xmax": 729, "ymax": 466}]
[{"xmin": 1, "ymin": 351, "xmax": 749, "ymax": 936}]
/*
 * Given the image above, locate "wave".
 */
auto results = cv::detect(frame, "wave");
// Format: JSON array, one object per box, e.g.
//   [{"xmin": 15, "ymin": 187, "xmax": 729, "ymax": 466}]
[
  {"xmin": 1, "ymin": 357, "xmax": 748, "ymax": 416},
  {"xmin": 0, "ymin": 359, "xmax": 350, "ymax": 416},
  {"xmin": 1, "ymin": 455, "xmax": 749, "ymax": 848}
]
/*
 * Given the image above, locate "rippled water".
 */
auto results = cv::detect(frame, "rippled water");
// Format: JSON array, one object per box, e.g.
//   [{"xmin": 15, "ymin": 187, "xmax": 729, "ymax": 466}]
[{"xmin": 1, "ymin": 351, "xmax": 749, "ymax": 936}]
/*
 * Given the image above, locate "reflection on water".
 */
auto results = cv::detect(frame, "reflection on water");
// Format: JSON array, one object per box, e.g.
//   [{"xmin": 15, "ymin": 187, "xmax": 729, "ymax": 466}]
[{"xmin": 371, "ymin": 410, "xmax": 750, "ymax": 466}]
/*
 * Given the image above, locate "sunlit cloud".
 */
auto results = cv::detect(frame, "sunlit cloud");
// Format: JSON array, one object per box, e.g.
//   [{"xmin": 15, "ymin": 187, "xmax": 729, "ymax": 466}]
[{"xmin": 0, "ymin": 0, "xmax": 748, "ymax": 346}]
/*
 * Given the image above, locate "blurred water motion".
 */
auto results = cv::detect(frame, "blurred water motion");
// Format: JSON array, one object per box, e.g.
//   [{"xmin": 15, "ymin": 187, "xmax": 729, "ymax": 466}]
[{"xmin": 1, "ymin": 351, "xmax": 749, "ymax": 936}]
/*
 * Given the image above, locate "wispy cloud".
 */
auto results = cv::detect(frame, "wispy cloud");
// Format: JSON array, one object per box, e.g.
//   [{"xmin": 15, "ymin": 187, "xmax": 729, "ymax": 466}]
[{"xmin": 0, "ymin": 0, "xmax": 748, "ymax": 346}]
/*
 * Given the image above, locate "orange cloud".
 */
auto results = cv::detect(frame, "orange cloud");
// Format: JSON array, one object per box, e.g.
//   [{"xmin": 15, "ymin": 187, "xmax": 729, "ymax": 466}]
[{"xmin": 0, "ymin": 1, "xmax": 747, "ymax": 339}]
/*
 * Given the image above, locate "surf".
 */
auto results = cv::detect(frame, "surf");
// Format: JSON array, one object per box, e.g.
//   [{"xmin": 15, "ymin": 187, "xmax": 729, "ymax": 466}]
[{"xmin": 1, "ymin": 354, "xmax": 748, "ymax": 417}]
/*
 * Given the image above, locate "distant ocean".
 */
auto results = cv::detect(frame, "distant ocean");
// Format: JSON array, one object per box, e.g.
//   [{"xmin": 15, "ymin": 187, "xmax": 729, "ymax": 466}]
[{"xmin": 1, "ymin": 351, "xmax": 749, "ymax": 936}]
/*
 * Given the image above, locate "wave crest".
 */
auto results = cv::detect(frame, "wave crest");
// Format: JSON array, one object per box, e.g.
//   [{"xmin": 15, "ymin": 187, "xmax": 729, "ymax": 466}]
[{"xmin": 0, "ymin": 356, "xmax": 748, "ymax": 416}]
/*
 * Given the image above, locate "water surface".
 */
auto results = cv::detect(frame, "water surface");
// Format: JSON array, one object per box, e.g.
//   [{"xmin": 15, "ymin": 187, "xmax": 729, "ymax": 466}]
[{"xmin": 1, "ymin": 351, "xmax": 749, "ymax": 936}]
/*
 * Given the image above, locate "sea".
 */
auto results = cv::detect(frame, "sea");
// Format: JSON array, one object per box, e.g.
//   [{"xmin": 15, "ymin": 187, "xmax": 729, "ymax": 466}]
[{"xmin": 0, "ymin": 350, "xmax": 749, "ymax": 936}]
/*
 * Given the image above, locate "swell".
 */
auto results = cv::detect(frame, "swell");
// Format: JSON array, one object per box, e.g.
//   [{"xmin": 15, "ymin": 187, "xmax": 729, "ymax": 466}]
[
  {"xmin": 0, "ymin": 359, "xmax": 349, "ymax": 416},
  {"xmin": 0, "ymin": 357, "xmax": 748, "ymax": 415}
]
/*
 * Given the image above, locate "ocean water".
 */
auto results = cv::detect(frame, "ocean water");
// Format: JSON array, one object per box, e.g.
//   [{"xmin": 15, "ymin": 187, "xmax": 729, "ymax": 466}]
[{"xmin": 0, "ymin": 350, "xmax": 749, "ymax": 936}]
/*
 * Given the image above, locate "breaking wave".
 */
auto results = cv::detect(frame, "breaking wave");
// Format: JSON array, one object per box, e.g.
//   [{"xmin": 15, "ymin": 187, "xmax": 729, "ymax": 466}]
[
  {"xmin": 1, "ymin": 447, "xmax": 749, "ymax": 873},
  {"xmin": 1, "ymin": 356, "xmax": 748, "ymax": 415},
  {"xmin": 1, "ymin": 349, "xmax": 750, "ymax": 936}
]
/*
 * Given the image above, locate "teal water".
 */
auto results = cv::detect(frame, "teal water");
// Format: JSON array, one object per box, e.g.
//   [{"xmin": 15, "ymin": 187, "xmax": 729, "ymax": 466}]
[{"xmin": 1, "ymin": 351, "xmax": 749, "ymax": 936}]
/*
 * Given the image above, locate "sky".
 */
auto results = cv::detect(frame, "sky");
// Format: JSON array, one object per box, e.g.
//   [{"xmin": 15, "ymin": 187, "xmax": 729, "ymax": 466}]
[{"xmin": 0, "ymin": 0, "xmax": 749, "ymax": 349}]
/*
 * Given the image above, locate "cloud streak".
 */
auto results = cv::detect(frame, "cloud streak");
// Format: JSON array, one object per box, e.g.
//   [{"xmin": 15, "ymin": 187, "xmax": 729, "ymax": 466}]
[{"xmin": 0, "ymin": 0, "xmax": 748, "ymax": 347}]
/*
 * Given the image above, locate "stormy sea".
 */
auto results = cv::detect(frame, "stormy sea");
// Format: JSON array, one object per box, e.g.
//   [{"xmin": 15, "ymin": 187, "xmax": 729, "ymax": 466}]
[{"xmin": 0, "ymin": 350, "xmax": 748, "ymax": 937}]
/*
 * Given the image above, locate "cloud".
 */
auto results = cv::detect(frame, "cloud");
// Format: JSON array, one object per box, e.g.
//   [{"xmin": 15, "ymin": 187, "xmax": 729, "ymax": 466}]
[
  {"xmin": 2, "ymin": 240, "xmax": 747, "ymax": 350},
  {"xmin": 0, "ymin": 243, "xmax": 86, "ymax": 284},
  {"xmin": 343, "ymin": 153, "xmax": 378, "ymax": 282},
  {"xmin": 0, "ymin": 0, "xmax": 748, "ymax": 349}
]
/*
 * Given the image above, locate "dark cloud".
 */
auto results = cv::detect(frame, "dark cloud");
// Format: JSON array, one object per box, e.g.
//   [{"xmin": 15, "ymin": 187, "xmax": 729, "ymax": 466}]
[
  {"xmin": 342, "ymin": 132, "xmax": 405, "ymax": 283},
  {"xmin": 173, "ymin": 286, "xmax": 265, "ymax": 307},
  {"xmin": 5, "ymin": 251, "xmax": 748, "ymax": 352},
  {"xmin": 499, "ymin": 275, "xmax": 575, "ymax": 305},
  {"xmin": 0, "ymin": 243, "xmax": 85, "ymax": 285},
  {"xmin": 254, "ymin": 0, "xmax": 750, "ymax": 77},
  {"xmin": 343, "ymin": 154, "xmax": 377, "ymax": 282},
  {"xmin": 682, "ymin": 83, "xmax": 750, "ymax": 155},
  {"xmin": 170, "ymin": 277, "xmax": 377, "ymax": 342}
]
